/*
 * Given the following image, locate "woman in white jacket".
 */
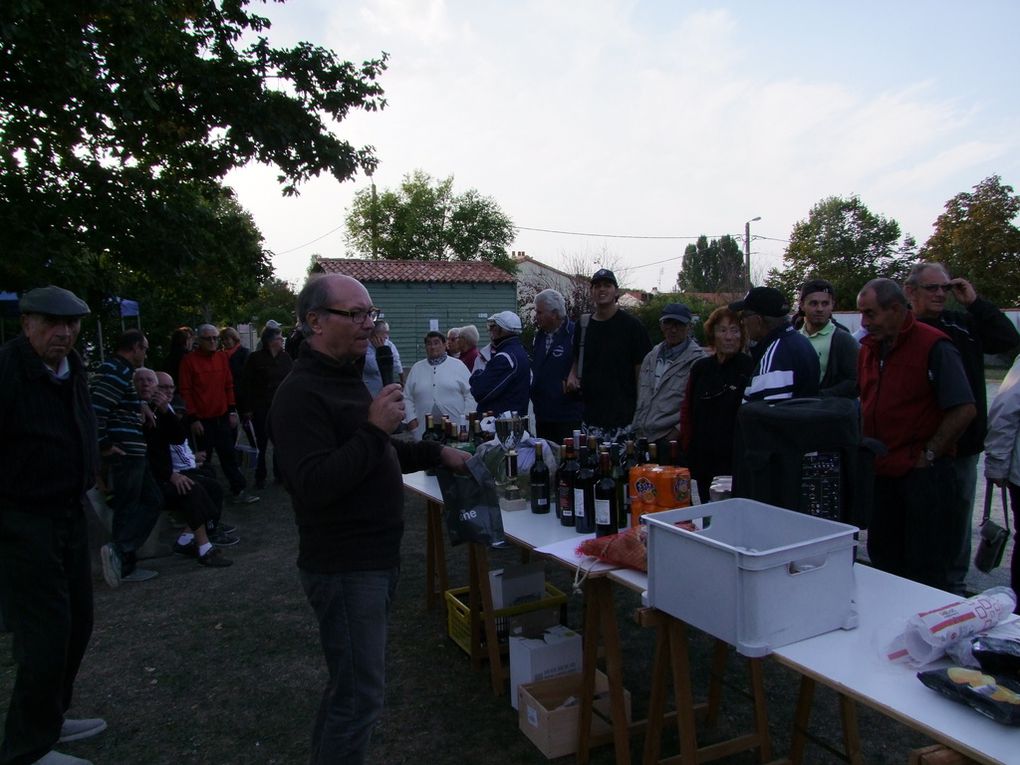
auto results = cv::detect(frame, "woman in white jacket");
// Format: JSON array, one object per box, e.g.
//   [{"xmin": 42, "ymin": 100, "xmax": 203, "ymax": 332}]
[
  {"xmin": 404, "ymin": 331, "xmax": 476, "ymax": 440},
  {"xmin": 984, "ymin": 353, "xmax": 1020, "ymax": 612}
]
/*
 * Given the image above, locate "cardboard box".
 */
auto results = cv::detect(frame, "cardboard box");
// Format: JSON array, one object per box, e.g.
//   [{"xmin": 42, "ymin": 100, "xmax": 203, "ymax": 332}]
[
  {"xmin": 509, "ymin": 625, "xmax": 582, "ymax": 709},
  {"xmin": 489, "ymin": 563, "xmax": 546, "ymax": 610},
  {"xmin": 518, "ymin": 670, "xmax": 631, "ymax": 759}
]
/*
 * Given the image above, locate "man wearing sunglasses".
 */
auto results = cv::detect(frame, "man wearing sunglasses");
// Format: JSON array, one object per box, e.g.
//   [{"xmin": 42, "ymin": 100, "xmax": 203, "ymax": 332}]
[
  {"xmin": 270, "ymin": 274, "xmax": 470, "ymax": 765},
  {"xmin": 904, "ymin": 262, "xmax": 1020, "ymax": 593}
]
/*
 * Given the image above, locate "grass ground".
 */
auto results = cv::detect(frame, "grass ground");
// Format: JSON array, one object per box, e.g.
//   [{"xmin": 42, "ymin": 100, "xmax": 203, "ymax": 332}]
[{"xmin": 2, "ymin": 475, "xmax": 977, "ymax": 765}]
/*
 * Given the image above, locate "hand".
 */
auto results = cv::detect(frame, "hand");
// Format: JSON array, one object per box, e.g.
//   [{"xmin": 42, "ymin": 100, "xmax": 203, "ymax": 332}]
[
  {"xmin": 169, "ymin": 472, "xmax": 194, "ymax": 495},
  {"xmin": 228, "ymin": 412, "xmax": 239, "ymax": 428},
  {"xmin": 565, "ymin": 370, "xmax": 581, "ymax": 393},
  {"xmin": 406, "ymin": 418, "xmax": 419, "ymax": 433},
  {"xmin": 370, "ymin": 333, "xmax": 386, "ymax": 348},
  {"xmin": 948, "ymin": 278, "xmax": 977, "ymax": 307},
  {"xmin": 194, "ymin": 451, "xmax": 207, "ymax": 466},
  {"xmin": 367, "ymin": 383, "xmax": 405, "ymax": 433},
  {"xmin": 140, "ymin": 401, "xmax": 156, "ymax": 428},
  {"xmin": 102, "ymin": 445, "xmax": 126, "ymax": 458},
  {"xmin": 151, "ymin": 390, "xmax": 170, "ymax": 412},
  {"xmin": 190, "ymin": 420, "xmax": 205, "ymax": 439},
  {"xmin": 439, "ymin": 446, "xmax": 471, "ymax": 473}
]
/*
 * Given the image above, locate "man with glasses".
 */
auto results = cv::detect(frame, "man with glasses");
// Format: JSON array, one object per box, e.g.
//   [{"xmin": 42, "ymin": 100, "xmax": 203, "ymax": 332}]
[
  {"xmin": 729, "ymin": 286, "xmax": 819, "ymax": 403},
  {"xmin": 1, "ymin": 287, "xmax": 107, "ymax": 765},
  {"xmin": 904, "ymin": 262, "xmax": 1020, "ymax": 593},
  {"xmin": 179, "ymin": 324, "xmax": 259, "ymax": 505},
  {"xmin": 270, "ymin": 274, "xmax": 469, "ymax": 765}
]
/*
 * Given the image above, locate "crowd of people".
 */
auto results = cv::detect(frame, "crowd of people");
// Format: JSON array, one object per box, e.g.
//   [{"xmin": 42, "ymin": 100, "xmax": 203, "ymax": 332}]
[{"xmin": 2, "ymin": 261, "xmax": 1019, "ymax": 764}]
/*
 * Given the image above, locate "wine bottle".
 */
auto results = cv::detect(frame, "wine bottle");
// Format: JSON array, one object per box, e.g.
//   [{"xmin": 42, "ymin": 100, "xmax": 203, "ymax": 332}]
[
  {"xmin": 574, "ymin": 445, "xmax": 596, "ymax": 534},
  {"xmin": 595, "ymin": 449, "xmax": 619, "ymax": 537},
  {"xmin": 557, "ymin": 438, "xmax": 578, "ymax": 527},
  {"xmin": 530, "ymin": 441, "xmax": 551, "ymax": 514}
]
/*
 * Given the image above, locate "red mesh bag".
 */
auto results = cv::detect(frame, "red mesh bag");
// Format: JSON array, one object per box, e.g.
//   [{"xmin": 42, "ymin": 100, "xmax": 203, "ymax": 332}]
[{"xmin": 576, "ymin": 525, "xmax": 649, "ymax": 572}]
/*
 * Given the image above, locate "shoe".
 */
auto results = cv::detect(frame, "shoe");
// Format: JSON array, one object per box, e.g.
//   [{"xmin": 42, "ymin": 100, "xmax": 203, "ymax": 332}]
[
  {"xmin": 207, "ymin": 521, "xmax": 237, "ymax": 535},
  {"xmin": 173, "ymin": 540, "xmax": 198, "ymax": 558},
  {"xmin": 230, "ymin": 490, "xmax": 260, "ymax": 505},
  {"xmin": 209, "ymin": 532, "xmax": 240, "ymax": 547},
  {"xmin": 59, "ymin": 717, "xmax": 107, "ymax": 743},
  {"xmin": 33, "ymin": 751, "xmax": 94, "ymax": 765},
  {"xmin": 122, "ymin": 568, "xmax": 159, "ymax": 582},
  {"xmin": 99, "ymin": 544, "xmax": 121, "ymax": 589},
  {"xmin": 198, "ymin": 547, "xmax": 233, "ymax": 568}
]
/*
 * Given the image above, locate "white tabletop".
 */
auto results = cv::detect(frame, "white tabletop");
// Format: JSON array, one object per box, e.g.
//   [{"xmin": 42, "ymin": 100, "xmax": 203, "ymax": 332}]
[{"xmin": 772, "ymin": 565, "xmax": 1018, "ymax": 765}]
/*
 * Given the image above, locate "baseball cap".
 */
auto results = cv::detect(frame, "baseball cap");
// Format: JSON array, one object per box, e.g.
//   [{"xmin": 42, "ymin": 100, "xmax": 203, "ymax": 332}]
[
  {"xmin": 487, "ymin": 310, "xmax": 522, "ymax": 334},
  {"xmin": 728, "ymin": 287, "xmax": 790, "ymax": 318},
  {"xmin": 19, "ymin": 286, "xmax": 91, "ymax": 318},
  {"xmin": 659, "ymin": 303, "xmax": 693, "ymax": 324},
  {"xmin": 590, "ymin": 269, "xmax": 618, "ymax": 287}
]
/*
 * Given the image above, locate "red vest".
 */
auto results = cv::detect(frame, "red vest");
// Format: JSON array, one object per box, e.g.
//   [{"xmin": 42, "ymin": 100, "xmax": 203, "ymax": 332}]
[{"xmin": 858, "ymin": 312, "xmax": 949, "ymax": 477}]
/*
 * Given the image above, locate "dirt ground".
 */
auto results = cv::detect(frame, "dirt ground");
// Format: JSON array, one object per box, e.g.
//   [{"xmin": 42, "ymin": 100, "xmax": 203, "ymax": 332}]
[{"xmin": 7, "ymin": 467, "xmax": 997, "ymax": 765}]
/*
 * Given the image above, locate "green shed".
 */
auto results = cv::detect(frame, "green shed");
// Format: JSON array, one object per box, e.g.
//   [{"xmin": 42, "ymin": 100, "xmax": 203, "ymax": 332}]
[{"xmin": 311, "ymin": 258, "xmax": 518, "ymax": 366}]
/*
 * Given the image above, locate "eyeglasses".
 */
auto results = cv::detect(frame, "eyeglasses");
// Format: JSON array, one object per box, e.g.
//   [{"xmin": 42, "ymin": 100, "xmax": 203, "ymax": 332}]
[
  {"xmin": 198, "ymin": 335, "xmax": 220, "ymax": 343},
  {"xmin": 321, "ymin": 307, "xmax": 381, "ymax": 324},
  {"xmin": 157, "ymin": 384, "xmax": 175, "ymax": 391},
  {"xmin": 919, "ymin": 283, "xmax": 952, "ymax": 294}
]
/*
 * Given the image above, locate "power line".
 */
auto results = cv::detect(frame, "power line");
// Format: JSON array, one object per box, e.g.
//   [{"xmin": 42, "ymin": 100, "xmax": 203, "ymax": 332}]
[
  {"xmin": 516, "ymin": 225, "xmax": 730, "ymax": 240},
  {"xmin": 273, "ymin": 223, "xmax": 345, "ymax": 255}
]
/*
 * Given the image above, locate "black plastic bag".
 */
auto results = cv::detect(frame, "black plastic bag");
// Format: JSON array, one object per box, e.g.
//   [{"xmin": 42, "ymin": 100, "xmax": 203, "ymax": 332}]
[
  {"xmin": 917, "ymin": 667, "xmax": 1020, "ymax": 726},
  {"xmin": 436, "ymin": 456, "xmax": 505, "ymax": 547}
]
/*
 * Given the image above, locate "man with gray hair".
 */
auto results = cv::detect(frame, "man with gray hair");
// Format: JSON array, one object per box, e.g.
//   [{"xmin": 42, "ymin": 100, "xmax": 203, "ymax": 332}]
[
  {"xmin": 457, "ymin": 325, "xmax": 481, "ymax": 372},
  {"xmin": 530, "ymin": 289, "xmax": 582, "ymax": 443},
  {"xmin": 903, "ymin": 262, "xmax": 1020, "ymax": 593},
  {"xmin": 857, "ymin": 277, "xmax": 976, "ymax": 590}
]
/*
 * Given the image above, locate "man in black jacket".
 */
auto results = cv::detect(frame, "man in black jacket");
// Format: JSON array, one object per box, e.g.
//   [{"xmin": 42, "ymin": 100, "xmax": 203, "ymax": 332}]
[
  {"xmin": 904, "ymin": 262, "xmax": 1020, "ymax": 592},
  {"xmin": 797, "ymin": 278, "xmax": 859, "ymax": 398},
  {"xmin": 269, "ymin": 274, "xmax": 469, "ymax": 765},
  {"xmin": 0, "ymin": 287, "xmax": 106, "ymax": 765}
]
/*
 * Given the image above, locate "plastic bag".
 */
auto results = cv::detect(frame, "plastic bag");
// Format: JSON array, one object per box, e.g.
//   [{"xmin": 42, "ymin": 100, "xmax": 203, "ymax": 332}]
[
  {"xmin": 576, "ymin": 526, "xmax": 649, "ymax": 572},
  {"xmin": 435, "ymin": 455, "xmax": 505, "ymax": 547},
  {"xmin": 917, "ymin": 667, "xmax": 1020, "ymax": 726}
]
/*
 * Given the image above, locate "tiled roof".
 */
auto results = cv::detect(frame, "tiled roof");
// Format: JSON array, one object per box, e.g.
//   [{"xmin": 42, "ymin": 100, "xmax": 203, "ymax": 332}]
[{"xmin": 314, "ymin": 258, "xmax": 516, "ymax": 284}]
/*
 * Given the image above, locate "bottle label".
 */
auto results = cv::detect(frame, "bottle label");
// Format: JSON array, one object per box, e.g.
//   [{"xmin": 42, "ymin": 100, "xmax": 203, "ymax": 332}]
[
  {"xmin": 595, "ymin": 498, "xmax": 611, "ymax": 525},
  {"xmin": 573, "ymin": 489, "xmax": 585, "ymax": 517},
  {"xmin": 558, "ymin": 486, "xmax": 573, "ymax": 517}
]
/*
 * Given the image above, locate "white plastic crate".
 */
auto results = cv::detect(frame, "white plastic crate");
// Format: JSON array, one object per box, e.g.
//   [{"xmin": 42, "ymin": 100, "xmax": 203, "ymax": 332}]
[{"xmin": 643, "ymin": 499, "xmax": 858, "ymax": 657}]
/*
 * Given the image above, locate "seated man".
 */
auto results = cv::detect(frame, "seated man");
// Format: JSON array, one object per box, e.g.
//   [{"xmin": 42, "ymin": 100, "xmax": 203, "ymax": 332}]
[{"xmin": 135, "ymin": 368, "xmax": 234, "ymax": 568}]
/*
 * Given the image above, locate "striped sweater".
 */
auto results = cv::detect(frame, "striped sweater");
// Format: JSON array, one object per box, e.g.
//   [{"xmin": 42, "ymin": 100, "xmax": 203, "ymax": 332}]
[{"xmin": 90, "ymin": 354, "xmax": 146, "ymax": 457}]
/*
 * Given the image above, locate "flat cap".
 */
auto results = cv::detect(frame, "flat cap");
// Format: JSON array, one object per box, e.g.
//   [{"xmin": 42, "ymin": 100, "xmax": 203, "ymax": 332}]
[
  {"xmin": 487, "ymin": 310, "xmax": 522, "ymax": 333},
  {"xmin": 20, "ymin": 286, "xmax": 90, "ymax": 317}
]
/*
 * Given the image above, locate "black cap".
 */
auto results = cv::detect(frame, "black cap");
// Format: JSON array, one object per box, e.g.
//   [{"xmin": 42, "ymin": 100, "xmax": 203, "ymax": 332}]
[
  {"xmin": 728, "ymin": 287, "xmax": 789, "ymax": 318},
  {"xmin": 799, "ymin": 278, "xmax": 836, "ymax": 301},
  {"xmin": 590, "ymin": 269, "xmax": 618, "ymax": 287},
  {"xmin": 659, "ymin": 303, "xmax": 693, "ymax": 324},
  {"xmin": 19, "ymin": 286, "xmax": 91, "ymax": 318}
]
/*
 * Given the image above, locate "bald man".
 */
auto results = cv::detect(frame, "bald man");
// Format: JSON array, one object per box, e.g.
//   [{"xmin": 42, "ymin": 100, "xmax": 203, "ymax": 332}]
[{"xmin": 269, "ymin": 274, "xmax": 469, "ymax": 765}]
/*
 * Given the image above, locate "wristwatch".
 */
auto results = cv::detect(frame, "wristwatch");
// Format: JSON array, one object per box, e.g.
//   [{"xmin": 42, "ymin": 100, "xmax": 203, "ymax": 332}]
[{"xmin": 924, "ymin": 446, "xmax": 936, "ymax": 465}]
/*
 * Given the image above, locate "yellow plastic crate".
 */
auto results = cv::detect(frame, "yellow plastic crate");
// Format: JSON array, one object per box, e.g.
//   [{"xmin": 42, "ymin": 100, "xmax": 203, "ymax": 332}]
[{"xmin": 445, "ymin": 583, "xmax": 568, "ymax": 655}]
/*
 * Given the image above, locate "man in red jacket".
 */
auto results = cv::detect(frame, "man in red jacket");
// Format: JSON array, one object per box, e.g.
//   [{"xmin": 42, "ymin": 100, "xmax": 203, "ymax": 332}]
[
  {"xmin": 857, "ymin": 278, "xmax": 975, "ymax": 591},
  {"xmin": 178, "ymin": 324, "xmax": 258, "ymax": 505}
]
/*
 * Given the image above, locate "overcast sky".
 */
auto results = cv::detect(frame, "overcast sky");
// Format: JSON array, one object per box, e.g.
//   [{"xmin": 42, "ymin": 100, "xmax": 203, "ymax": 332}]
[{"xmin": 225, "ymin": 0, "xmax": 1020, "ymax": 293}]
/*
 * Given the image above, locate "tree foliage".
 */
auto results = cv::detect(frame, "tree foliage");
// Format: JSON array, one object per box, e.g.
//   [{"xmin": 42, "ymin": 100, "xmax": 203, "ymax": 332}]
[
  {"xmin": 920, "ymin": 175, "xmax": 1020, "ymax": 307},
  {"xmin": 676, "ymin": 235, "xmax": 743, "ymax": 293},
  {"xmin": 766, "ymin": 195, "xmax": 914, "ymax": 309},
  {"xmin": 344, "ymin": 170, "xmax": 516, "ymax": 272},
  {"xmin": 1, "ymin": 0, "xmax": 387, "ymax": 328}
]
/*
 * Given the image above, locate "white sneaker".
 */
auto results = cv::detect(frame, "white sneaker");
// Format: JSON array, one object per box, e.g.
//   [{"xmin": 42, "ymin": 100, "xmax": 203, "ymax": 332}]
[
  {"xmin": 33, "ymin": 750, "xmax": 94, "ymax": 765},
  {"xmin": 59, "ymin": 717, "xmax": 107, "ymax": 743},
  {"xmin": 99, "ymin": 543, "xmax": 121, "ymax": 589}
]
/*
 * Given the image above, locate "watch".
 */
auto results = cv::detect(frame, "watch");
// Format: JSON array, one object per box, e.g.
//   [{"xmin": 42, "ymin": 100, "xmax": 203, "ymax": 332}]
[{"xmin": 924, "ymin": 447, "xmax": 936, "ymax": 465}]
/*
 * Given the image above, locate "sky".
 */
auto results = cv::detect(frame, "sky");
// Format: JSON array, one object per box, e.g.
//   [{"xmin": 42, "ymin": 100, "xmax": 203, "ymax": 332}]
[{"xmin": 225, "ymin": 0, "xmax": 1020, "ymax": 293}]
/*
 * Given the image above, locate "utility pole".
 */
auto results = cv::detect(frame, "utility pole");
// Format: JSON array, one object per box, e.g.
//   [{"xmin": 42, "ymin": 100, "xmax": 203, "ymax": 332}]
[{"xmin": 744, "ymin": 216, "xmax": 761, "ymax": 291}]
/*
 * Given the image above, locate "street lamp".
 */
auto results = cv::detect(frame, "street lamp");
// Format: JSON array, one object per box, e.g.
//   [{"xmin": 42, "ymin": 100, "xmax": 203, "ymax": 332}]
[
  {"xmin": 369, "ymin": 172, "xmax": 379, "ymax": 259},
  {"xmin": 744, "ymin": 216, "xmax": 761, "ymax": 291}
]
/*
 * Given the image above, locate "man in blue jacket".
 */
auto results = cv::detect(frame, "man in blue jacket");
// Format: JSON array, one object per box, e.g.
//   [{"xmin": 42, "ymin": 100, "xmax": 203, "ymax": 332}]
[
  {"xmin": 530, "ymin": 289, "xmax": 582, "ymax": 444},
  {"xmin": 470, "ymin": 310, "xmax": 531, "ymax": 417},
  {"xmin": 730, "ymin": 287, "xmax": 820, "ymax": 403}
]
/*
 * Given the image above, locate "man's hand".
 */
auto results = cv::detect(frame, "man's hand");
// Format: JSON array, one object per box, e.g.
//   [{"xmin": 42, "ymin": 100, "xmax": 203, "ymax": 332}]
[
  {"xmin": 228, "ymin": 412, "xmax": 239, "ymax": 428},
  {"xmin": 151, "ymin": 389, "xmax": 171, "ymax": 413},
  {"xmin": 169, "ymin": 472, "xmax": 194, "ymax": 495},
  {"xmin": 565, "ymin": 368, "xmax": 581, "ymax": 393},
  {"xmin": 406, "ymin": 418, "xmax": 419, "ymax": 433},
  {"xmin": 101, "ymin": 445, "xmax": 126, "ymax": 458},
  {"xmin": 439, "ymin": 446, "xmax": 471, "ymax": 473},
  {"xmin": 368, "ymin": 384, "xmax": 405, "ymax": 433},
  {"xmin": 190, "ymin": 420, "xmax": 205, "ymax": 439},
  {"xmin": 370, "ymin": 333, "xmax": 386, "ymax": 349},
  {"xmin": 140, "ymin": 401, "xmax": 156, "ymax": 428},
  {"xmin": 948, "ymin": 278, "xmax": 977, "ymax": 307}
]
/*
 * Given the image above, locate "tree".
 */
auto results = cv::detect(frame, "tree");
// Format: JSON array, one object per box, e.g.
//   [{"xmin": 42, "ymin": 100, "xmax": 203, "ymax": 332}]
[
  {"xmin": 1, "ymin": 0, "xmax": 387, "ymax": 293},
  {"xmin": 344, "ymin": 170, "xmax": 516, "ymax": 272},
  {"xmin": 920, "ymin": 175, "xmax": 1020, "ymax": 307},
  {"xmin": 676, "ymin": 235, "xmax": 743, "ymax": 292},
  {"xmin": 766, "ymin": 195, "xmax": 914, "ymax": 309}
]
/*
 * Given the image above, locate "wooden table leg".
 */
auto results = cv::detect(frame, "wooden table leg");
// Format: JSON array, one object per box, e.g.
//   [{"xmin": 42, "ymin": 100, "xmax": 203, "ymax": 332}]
[
  {"xmin": 668, "ymin": 619, "xmax": 700, "ymax": 763},
  {"xmin": 467, "ymin": 542, "xmax": 504, "ymax": 695},
  {"xmin": 749, "ymin": 658, "xmax": 773, "ymax": 763},
  {"xmin": 838, "ymin": 693, "xmax": 862, "ymax": 765},
  {"xmin": 642, "ymin": 615, "xmax": 671, "ymax": 765},
  {"xmin": 424, "ymin": 500, "xmax": 447, "ymax": 609},
  {"xmin": 705, "ymin": 639, "xmax": 728, "ymax": 728},
  {"xmin": 787, "ymin": 675, "xmax": 816, "ymax": 765}
]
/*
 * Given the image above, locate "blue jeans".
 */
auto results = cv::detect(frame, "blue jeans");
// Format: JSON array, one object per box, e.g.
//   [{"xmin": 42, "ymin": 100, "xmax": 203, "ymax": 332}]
[
  {"xmin": 300, "ymin": 567, "xmax": 399, "ymax": 765},
  {"xmin": 947, "ymin": 453, "xmax": 980, "ymax": 593}
]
